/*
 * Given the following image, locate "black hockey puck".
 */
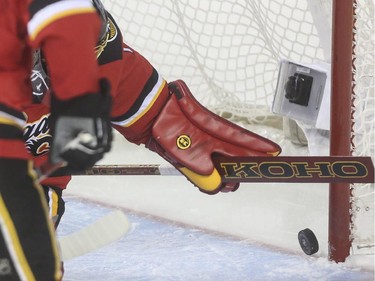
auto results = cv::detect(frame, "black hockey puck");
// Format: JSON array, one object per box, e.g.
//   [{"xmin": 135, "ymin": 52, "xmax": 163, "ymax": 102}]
[{"xmin": 298, "ymin": 228, "xmax": 319, "ymax": 255}]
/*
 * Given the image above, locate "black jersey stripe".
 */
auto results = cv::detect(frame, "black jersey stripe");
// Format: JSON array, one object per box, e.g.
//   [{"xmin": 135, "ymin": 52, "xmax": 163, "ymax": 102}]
[
  {"xmin": 111, "ymin": 68, "xmax": 160, "ymax": 123},
  {"xmin": 0, "ymin": 123, "xmax": 24, "ymax": 140}
]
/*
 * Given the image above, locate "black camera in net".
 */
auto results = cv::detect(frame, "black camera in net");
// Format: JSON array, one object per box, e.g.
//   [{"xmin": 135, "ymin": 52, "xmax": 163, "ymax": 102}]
[{"xmin": 284, "ymin": 73, "xmax": 313, "ymax": 106}]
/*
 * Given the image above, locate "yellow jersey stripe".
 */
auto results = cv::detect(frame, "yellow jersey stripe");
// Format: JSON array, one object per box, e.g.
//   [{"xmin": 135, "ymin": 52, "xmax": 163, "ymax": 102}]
[
  {"xmin": 0, "ymin": 113, "xmax": 25, "ymax": 128},
  {"xmin": 49, "ymin": 189, "xmax": 59, "ymax": 218},
  {"xmin": 26, "ymin": 162, "xmax": 63, "ymax": 280},
  {"xmin": 0, "ymin": 195, "xmax": 36, "ymax": 281}
]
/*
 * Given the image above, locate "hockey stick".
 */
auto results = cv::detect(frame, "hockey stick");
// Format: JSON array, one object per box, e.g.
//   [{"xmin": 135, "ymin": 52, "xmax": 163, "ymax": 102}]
[
  {"xmin": 36, "ymin": 161, "xmax": 67, "ymax": 182},
  {"xmin": 58, "ymin": 210, "xmax": 130, "ymax": 260},
  {"xmin": 71, "ymin": 156, "xmax": 374, "ymax": 183}
]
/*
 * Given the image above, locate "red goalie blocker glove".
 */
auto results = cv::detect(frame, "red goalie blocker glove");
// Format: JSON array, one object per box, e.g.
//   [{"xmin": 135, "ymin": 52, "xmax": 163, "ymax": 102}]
[{"xmin": 147, "ymin": 80, "xmax": 281, "ymax": 194}]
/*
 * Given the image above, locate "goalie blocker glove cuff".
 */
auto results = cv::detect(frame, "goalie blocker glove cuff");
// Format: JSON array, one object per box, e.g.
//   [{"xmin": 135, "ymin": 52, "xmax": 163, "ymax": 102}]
[{"xmin": 49, "ymin": 79, "xmax": 113, "ymax": 171}]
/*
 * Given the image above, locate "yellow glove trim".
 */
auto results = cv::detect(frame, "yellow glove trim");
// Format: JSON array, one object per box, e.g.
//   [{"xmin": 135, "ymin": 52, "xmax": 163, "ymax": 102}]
[{"xmin": 179, "ymin": 167, "xmax": 221, "ymax": 192}]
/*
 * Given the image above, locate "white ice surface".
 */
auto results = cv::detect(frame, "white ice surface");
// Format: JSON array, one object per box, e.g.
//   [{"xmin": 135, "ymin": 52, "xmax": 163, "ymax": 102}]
[
  {"xmin": 61, "ymin": 132, "xmax": 374, "ymax": 280},
  {"xmin": 59, "ymin": 198, "xmax": 374, "ymax": 281}
]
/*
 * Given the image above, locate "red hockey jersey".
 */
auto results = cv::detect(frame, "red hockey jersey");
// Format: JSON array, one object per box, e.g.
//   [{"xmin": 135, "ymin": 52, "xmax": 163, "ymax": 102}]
[
  {"xmin": 0, "ymin": 0, "xmax": 101, "ymax": 160},
  {"xmin": 24, "ymin": 12, "xmax": 170, "ymax": 189}
]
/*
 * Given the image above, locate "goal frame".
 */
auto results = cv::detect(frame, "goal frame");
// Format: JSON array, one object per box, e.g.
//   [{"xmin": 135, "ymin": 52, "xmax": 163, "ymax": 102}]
[{"xmin": 329, "ymin": 0, "xmax": 358, "ymax": 263}]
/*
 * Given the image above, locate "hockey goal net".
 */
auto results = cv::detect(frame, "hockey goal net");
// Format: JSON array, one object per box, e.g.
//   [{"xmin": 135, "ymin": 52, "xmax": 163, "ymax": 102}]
[{"xmin": 102, "ymin": 0, "xmax": 374, "ymax": 263}]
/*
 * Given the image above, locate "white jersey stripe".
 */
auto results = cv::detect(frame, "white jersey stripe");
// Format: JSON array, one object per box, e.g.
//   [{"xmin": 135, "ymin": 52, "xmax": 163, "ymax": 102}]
[
  {"xmin": 0, "ymin": 111, "xmax": 26, "ymax": 128},
  {"xmin": 112, "ymin": 73, "xmax": 167, "ymax": 127},
  {"xmin": 28, "ymin": 0, "xmax": 95, "ymax": 41}
]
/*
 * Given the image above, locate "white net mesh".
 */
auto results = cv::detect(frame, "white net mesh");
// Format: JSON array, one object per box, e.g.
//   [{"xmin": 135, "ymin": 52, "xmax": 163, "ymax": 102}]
[
  {"xmin": 349, "ymin": 0, "xmax": 374, "ymax": 256},
  {"xmin": 103, "ymin": 0, "xmax": 332, "ymax": 124},
  {"xmin": 101, "ymin": 0, "xmax": 374, "ymax": 258}
]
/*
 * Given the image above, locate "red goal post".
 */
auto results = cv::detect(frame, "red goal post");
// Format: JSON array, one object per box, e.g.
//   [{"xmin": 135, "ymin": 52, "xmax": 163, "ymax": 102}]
[
  {"xmin": 329, "ymin": 0, "xmax": 354, "ymax": 263},
  {"xmin": 330, "ymin": 0, "xmax": 374, "ymax": 263}
]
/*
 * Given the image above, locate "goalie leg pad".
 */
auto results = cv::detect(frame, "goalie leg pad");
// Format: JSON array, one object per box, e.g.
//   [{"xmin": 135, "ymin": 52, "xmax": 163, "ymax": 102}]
[{"xmin": 147, "ymin": 80, "xmax": 281, "ymax": 193}]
